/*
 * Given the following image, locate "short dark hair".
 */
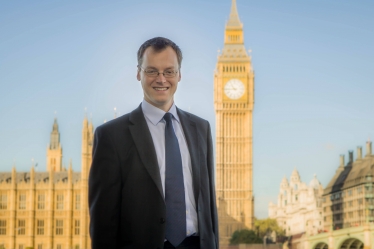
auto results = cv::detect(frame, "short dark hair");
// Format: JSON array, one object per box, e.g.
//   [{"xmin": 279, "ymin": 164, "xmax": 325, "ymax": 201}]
[{"xmin": 137, "ymin": 37, "xmax": 183, "ymax": 68}]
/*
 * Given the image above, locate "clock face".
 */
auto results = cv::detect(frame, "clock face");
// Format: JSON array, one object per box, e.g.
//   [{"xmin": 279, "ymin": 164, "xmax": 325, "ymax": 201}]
[{"xmin": 224, "ymin": 79, "xmax": 245, "ymax": 100}]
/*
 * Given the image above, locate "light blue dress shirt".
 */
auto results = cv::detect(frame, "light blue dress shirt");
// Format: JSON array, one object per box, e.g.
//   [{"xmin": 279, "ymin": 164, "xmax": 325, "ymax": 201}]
[{"xmin": 141, "ymin": 100, "xmax": 198, "ymax": 237}]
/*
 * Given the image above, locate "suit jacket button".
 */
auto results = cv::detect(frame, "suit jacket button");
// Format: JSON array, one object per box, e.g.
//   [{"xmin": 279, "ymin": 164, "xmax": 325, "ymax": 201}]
[{"xmin": 160, "ymin": 218, "xmax": 165, "ymax": 224}]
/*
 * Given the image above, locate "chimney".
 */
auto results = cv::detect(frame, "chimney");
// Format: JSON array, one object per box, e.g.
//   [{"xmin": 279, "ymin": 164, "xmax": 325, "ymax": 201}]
[
  {"xmin": 357, "ymin": 146, "xmax": 362, "ymax": 160},
  {"xmin": 349, "ymin": 150, "xmax": 354, "ymax": 163},
  {"xmin": 340, "ymin": 155, "xmax": 345, "ymax": 167},
  {"xmin": 366, "ymin": 141, "xmax": 372, "ymax": 156}
]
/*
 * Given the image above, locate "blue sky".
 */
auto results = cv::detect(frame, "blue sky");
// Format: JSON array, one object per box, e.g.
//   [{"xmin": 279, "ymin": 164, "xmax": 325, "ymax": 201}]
[{"xmin": 0, "ymin": 0, "xmax": 373, "ymax": 218}]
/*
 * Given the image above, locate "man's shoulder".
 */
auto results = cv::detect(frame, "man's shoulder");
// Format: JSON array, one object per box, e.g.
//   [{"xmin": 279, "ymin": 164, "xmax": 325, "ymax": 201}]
[
  {"xmin": 95, "ymin": 113, "xmax": 131, "ymax": 134},
  {"xmin": 96, "ymin": 104, "xmax": 143, "ymax": 134},
  {"xmin": 177, "ymin": 108, "xmax": 210, "ymax": 127}
]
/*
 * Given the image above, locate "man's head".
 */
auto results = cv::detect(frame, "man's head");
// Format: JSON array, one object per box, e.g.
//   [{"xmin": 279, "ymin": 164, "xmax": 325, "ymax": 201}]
[
  {"xmin": 137, "ymin": 37, "xmax": 183, "ymax": 112},
  {"xmin": 137, "ymin": 37, "xmax": 182, "ymax": 69}
]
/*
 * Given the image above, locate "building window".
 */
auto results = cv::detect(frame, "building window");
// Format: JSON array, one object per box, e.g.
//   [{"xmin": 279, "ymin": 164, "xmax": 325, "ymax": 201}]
[
  {"xmin": 294, "ymin": 184, "xmax": 298, "ymax": 191},
  {"xmin": 57, "ymin": 244, "xmax": 61, "ymax": 249},
  {"xmin": 349, "ymin": 201, "xmax": 353, "ymax": 207},
  {"xmin": 358, "ymin": 199, "xmax": 363, "ymax": 205},
  {"xmin": 19, "ymin": 245, "xmax": 24, "ymax": 249},
  {"xmin": 75, "ymin": 194, "xmax": 80, "ymax": 210},
  {"xmin": 284, "ymin": 200, "xmax": 287, "ymax": 206},
  {"xmin": 348, "ymin": 190, "xmax": 352, "ymax": 196},
  {"xmin": 75, "ymin": 245, "xmax": 80, "ymax": 249},
  {"xmin": 0, "ymin": 220, "xmax": 6, "ymax": 235},
  {"xmin": 349, "ymin": 212, "xmax": 353, "ymax": 218},
  {"xmin": 37, "ymin": 244, "xmax": 43, "ymax": 249},
  {"xmin": 18, "ymin": 220, "xmax": 25, "ymax": 235},
  {"xmin": 37, "ymin": 194, "xmax": 45, "ymax": 210},
  {"xmin": 37, "ymin": 220, "xmax": 44, "ymax": 235},
  {"xmin": 74, "ymin": 220, "xmax": 80, "ymax": 235},
  {"xmin": 55, "ymin": 220, "xmax": 63, "ymax": 235},
  {"xmin": 0, "ymin": 194, "xmax": 7, "ymax": 210},
  {"xmin": 358, "ymin": 187, "xmax": 362, "ymax": 194},
  {"xmin": 56, "ymin": 194, "xmax": 64, "ymax": 210},
  {"xmin": 295, "ymin": 195, "xmax": 298, "ymax": 201},
  {"xmin": 358, "ymin": 210, "xmax": 363, "ymax": 217},
  {"xmin": 19, "ymin": 194, "xmax": 26, "ymax": 210}
]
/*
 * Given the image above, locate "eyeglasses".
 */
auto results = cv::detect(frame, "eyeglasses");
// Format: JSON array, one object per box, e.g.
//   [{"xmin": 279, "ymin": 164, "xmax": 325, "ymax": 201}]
[{"xmin": 138, "ymin": 66, "xmax": 179, "ymax": 78}]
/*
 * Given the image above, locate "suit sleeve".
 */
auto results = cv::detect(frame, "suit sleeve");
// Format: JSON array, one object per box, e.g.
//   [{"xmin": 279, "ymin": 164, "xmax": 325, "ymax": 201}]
[
  {"xmin": 207, "ymin": 122, "xmax": 219, "ymax": 248},
  {"xmin": 89, "ymin": 126, "xmax": 121, "ymax": 249}
]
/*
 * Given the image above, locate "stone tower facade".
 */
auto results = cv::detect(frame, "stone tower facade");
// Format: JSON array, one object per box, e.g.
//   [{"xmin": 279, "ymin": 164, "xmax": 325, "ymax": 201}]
[
  {"xmin": 0, "ymin": 117, "xmax": 94, "ymax": 249},
  {"xmin": 214, "ymin": 0, "xmax": 255, "ymax": 244}
]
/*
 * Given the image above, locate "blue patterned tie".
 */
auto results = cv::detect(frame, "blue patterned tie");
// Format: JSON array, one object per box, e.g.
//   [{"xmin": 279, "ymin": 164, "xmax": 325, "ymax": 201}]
[{"xmin": 164, "ymin": 113, "xmax": 186, "ymax": 247}]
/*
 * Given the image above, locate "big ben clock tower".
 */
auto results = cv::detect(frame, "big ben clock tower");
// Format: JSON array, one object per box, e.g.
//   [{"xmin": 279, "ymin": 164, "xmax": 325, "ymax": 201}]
[{"xmin": 214, "ymin": 0, "xmax": 254, "ymax": 244}]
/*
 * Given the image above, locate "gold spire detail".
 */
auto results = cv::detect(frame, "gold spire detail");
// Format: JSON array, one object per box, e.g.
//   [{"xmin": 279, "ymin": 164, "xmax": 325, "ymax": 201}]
[{"xmin": 226, "ymin": 0, "xmax": 243, "ymax": 29}]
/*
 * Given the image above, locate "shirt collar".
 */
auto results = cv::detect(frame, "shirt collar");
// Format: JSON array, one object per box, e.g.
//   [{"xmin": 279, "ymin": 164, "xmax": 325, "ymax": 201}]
[{"xmin": 141, "ymin": 99, "xmax": 180, "ymax": 126}]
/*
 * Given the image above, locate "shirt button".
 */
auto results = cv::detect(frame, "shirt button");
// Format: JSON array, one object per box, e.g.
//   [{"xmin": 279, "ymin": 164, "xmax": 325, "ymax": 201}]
[{"xmin": 160, "ymin": 218, "xmax": 165, "ymax": 224}]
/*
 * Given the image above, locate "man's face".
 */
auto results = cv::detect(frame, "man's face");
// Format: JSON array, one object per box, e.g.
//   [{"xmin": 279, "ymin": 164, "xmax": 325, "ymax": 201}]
[{"xmin": 137, "ymin": 46, "xmax": 181, "ymax": 112}]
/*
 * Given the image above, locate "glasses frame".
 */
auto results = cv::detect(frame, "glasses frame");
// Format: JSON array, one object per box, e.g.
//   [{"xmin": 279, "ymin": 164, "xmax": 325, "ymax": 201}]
[{"xmin": 137, "ymin": 66, "xmax": 179, "ymax": 78}]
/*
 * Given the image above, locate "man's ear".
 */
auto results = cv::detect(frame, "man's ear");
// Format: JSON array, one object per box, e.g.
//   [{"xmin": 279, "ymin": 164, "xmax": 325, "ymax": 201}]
[
  {"xmin": 178, "ymin": 71, "xmax": 182, "ymax": 82},
  {"xmin": 137, "ymin": 70, "xmax": 141, "ymax": 81}
]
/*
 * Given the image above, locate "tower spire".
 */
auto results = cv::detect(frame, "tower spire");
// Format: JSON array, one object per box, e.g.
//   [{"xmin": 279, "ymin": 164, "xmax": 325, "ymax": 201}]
[
  {"xmin": 226, "ymin": 0, "xmax": 242, "ymax": 29},
  {"xmin": 47, "ymin": 118, "xmax": 63, "ymax": 172}
]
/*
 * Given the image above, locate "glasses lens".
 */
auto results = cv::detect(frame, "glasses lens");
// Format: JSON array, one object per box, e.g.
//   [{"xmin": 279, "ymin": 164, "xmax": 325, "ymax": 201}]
[
  {"xmin": 164, "ymin": 70, "xmax": 176, "ymax": 78},
  {"xmin": 145, "ymin": 70, "xmax": 158, "ymax": 77}
]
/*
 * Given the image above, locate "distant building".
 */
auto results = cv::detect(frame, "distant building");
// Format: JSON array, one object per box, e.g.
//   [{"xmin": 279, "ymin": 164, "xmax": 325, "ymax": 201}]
[
  {"xmin": 0, "ymin": 118, "xmax": 93, "ymax": 249},
  {"xmin": 322, "ymin": 141, "xmax": 374, "ymax": 230},
  {"xmin": 269, "ymin": 170, "xmax": 324, "ymax": 236}
]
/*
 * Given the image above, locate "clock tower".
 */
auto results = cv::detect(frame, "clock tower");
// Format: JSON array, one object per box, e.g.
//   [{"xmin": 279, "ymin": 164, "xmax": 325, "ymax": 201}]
[{"xmin": 214, "ymin": 0, "xmax": 254, "ymax": 244}]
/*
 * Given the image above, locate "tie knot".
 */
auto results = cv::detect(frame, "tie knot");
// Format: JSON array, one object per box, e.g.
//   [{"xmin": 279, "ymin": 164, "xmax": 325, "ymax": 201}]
[{"xmin": 164, "ymin": 113, "xmax": 173, "ymax": 124}]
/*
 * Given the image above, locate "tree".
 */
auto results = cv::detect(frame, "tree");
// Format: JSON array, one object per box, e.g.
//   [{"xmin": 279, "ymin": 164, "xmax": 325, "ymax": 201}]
[
  {"xmin": 230, "ymin": 229, "xmax": 263, "ymax": 245},
  {"xmin": 254, "ymin": 218, "xmax": 285, "ymax": 238}
]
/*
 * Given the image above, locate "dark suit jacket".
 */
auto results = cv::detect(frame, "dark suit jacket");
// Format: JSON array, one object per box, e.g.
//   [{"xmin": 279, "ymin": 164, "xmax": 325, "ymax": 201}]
[{"xmin": 88, "ymin": 104, "xmax": 219, "ymax": 249}]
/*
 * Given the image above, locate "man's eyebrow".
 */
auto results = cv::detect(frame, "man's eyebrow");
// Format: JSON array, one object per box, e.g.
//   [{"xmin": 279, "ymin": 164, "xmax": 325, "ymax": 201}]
[
  {"xmin": 144, "ymin": 66, "xmax": 158, "ymax": 70},
  {"xmin": 145, "ymin": 66, "xmax": 177, "ymax": 71}
]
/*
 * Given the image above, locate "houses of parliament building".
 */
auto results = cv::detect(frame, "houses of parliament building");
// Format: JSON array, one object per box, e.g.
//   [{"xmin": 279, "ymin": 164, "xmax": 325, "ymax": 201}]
[{"xmin": 0, "ymin": 118, "xmax": 93, "ymax": 249}]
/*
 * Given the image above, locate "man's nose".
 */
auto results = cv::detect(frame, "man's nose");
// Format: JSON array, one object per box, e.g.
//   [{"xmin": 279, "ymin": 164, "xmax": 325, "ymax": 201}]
[{"xmin": 156, "ymin": 73, "xmax": 167, "ymax": 83}]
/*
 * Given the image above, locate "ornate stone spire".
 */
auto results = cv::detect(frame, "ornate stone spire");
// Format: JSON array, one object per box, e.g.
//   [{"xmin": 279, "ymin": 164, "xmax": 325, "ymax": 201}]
[
  {"xmin": 50, "ymin": 118, "xmax": 60, "ymax": 150},
  {"xmin": 226, "ymin": 0, "xmax": 243, "ymax": 29}
]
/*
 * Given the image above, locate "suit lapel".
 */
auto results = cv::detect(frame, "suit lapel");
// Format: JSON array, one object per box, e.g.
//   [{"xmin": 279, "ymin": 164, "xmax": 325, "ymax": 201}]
[
  {"xmin": 177, "ymin": 108, "xmax": 201, "ymax": 206},
  {"xmin": 129, "ymin": 105, "xmax": 164, "ymax": 199}
]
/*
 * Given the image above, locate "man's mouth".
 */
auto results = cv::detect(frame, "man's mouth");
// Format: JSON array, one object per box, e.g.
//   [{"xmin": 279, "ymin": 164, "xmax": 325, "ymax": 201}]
[{"xmin": 154, "ymin": 87, "xmax": 169, "ymax": 91}]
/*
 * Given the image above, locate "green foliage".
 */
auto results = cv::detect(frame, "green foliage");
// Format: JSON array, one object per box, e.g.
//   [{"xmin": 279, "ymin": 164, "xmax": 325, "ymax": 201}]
[
  {"xmin": 230, "ymin": 229, "xmax": 263, "ymax": 245},
  {"xmin": 254, "ymin": 218, "xmax": 285, "ymax": 238}
]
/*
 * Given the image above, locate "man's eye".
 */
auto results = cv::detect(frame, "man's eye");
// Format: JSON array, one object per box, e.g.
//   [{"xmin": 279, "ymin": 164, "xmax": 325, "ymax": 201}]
[
  {"xmin": 147, "ymin": 70, "xmax": 158, "ymax": 74},
  {"xmin": 165, "ymin": 70, "xmax": 174, "ymax": 75}
]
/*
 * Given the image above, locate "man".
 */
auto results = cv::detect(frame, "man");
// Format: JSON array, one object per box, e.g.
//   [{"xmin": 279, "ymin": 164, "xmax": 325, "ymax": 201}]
[{"xmin": 89, "ymin": 37, "xmax": 218, "ymax": 249}]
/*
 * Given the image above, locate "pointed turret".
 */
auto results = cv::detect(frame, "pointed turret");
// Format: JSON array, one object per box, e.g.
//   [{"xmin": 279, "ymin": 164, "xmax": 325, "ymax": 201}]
[
  {"xmin": 280, "ymin": 176, "xmax": 289, "ymax": 188},
  {"xmin": 68, "ymin": 159, "xmax": 73, "ymax": 184},
  {"xmin": 219, "ymin": 0, "xmax": 250, "ymax": 63},
  {"xmin": 30, "ymin": 165, "xmax": 35, "ymax": 184},
  {"xmin": 50, "ymin": 118, "xmax": 60, "ymax": 150},
  {"xmin": 46, "ymin": 118, "xmax": 63, "ymax": 172},
  {"xmin": 226, "ymin": 0, "xmax": 243, "ymax": 29}
]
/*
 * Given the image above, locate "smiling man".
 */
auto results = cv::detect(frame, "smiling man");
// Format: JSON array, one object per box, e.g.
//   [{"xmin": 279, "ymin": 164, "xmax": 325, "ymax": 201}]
[{"xmin": 89, "ymin": 37, "xmax": 219, "ymax": 249}]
